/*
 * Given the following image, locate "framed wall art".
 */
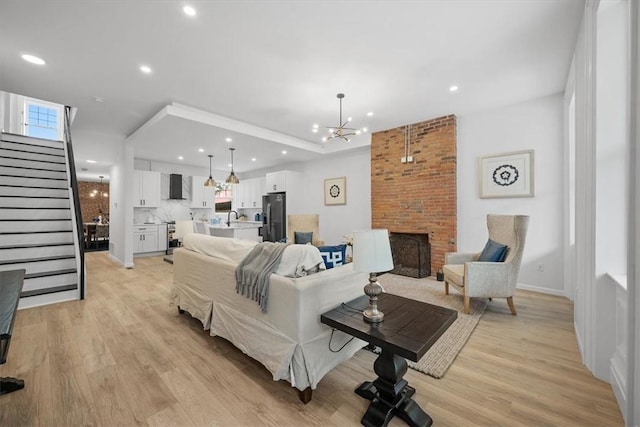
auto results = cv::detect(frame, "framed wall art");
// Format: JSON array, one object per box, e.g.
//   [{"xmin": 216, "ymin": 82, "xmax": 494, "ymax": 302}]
[
  {"xmin": 479, "ymin": 150, "xmax": 534, "ymax": 198},
  {"xmin": 324, "ymin": 176, "xmax": 346, "ymax": 205}
]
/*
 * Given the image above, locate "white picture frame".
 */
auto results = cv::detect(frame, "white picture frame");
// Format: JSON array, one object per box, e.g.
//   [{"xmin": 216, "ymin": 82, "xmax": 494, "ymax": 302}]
[
  {"xmin": 324, "ymin": 176, "xmax": 347, "ymax": 205},
  {"xmin": 479, "ymin": 150, "xmax": 534, "ymax": 198}
]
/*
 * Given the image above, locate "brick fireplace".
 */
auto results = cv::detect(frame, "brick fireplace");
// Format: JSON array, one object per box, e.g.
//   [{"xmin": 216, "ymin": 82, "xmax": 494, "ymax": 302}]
[{"xmin": 371, "ymin": 115, "xmax": 457, "ymax": 275}]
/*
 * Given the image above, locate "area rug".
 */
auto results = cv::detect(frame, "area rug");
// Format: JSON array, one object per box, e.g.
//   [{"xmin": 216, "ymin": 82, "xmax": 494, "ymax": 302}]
[{"xmin": 375, "ymin": 273, "xmax": 487, "ymax": 379}]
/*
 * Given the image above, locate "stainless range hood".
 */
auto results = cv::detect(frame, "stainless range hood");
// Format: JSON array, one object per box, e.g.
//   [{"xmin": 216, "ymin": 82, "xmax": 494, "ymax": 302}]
[{"xmin": 169, "ymin": 174, "xmax": 185, "ymax": 200}]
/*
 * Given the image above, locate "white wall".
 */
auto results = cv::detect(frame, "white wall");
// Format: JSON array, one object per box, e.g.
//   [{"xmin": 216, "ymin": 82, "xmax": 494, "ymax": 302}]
[
  {"xmin": 594, "ymin": 0, "xmax": 629, "ymax": 383},
  {"xmin": 298, "ymin": 148, "xmax": 372, "ymax": 246},
  {"xmin": 457, "ymin": 94, "xmax": 564, "ymax": 294},
  {"xmin": 244, "ymin": 147, "xmax": 372, "ymax": 246},
  {"xmin": 109, "ymin": 144, "xmax": 134, "ymax": 268}
]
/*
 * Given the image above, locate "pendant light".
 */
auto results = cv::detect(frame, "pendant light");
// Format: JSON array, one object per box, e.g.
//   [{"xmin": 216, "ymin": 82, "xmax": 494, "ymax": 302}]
[
  {"xmin": 225, "ymin": 147, "xmax": 240, "ymax": 184},
  {"xmin": 204, "ymin": 154, "xmax": 215, "ymax": 187}
]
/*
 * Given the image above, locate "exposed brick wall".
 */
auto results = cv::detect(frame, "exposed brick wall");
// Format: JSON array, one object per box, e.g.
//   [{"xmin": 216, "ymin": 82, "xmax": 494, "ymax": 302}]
[
  {"xmin": 78, "ymin": 181, "xmax": 109, "ymax": 223},
  {"xmin": 371, "ymin": 115, "xmax": 457, "ymax": 274}
]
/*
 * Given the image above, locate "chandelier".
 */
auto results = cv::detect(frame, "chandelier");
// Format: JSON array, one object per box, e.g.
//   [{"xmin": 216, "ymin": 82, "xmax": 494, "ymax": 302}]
[{"xmin": 322, "ymin": 93, "xmax": 362, "ymax": 142}]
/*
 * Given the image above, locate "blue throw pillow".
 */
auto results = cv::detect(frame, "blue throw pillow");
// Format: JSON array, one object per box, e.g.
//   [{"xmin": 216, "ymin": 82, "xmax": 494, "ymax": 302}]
[
  {"xmin": 294, "ymin": 231, "xmax": 313, "ymax": 245},
  {"xmin": 318, "ymin": 244, "xmax": 347, "ymax": 269},
  {"xmin": 478, "ymin": 239, "xmax": 508, "ymax": 262}
]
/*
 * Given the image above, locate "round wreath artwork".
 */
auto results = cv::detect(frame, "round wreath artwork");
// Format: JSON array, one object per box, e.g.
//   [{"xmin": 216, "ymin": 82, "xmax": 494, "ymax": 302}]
[
  {"xmin": 329, "ymin": 184, "xmax": 341, "ymax": 198},
  {"xmin": 492, "ymin": 164, "xmax": 519, "ymax": 187}
]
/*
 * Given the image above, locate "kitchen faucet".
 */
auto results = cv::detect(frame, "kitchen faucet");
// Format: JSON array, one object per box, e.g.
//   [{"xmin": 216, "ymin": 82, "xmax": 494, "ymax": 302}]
[{"xmin": 226, "ymin": 210, "xmax": 238, "ymax": 227}]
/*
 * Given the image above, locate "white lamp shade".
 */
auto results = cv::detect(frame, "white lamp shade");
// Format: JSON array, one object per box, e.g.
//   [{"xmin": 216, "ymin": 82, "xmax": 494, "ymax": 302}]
[{"xmin": 352, "ymin": 229, "xmax": 394, "ymax": 273}]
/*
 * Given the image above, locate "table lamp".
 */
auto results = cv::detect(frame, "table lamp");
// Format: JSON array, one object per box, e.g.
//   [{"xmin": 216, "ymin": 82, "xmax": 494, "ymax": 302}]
[{"xmin": 352, "ymin": 229, "xmax": 394, "ymax": 323}]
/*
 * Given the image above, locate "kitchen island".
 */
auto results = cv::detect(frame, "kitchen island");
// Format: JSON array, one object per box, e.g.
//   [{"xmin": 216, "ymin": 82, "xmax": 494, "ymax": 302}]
[{"xmin": 208, "ymin": 221, "xmax": 262, "ymax": 242}]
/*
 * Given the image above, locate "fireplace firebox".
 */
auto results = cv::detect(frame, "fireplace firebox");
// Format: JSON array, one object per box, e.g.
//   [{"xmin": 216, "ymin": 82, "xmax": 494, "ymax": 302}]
[{"xmin": 389, "ymin": 232, "xmax": 431, "ymax": 278}]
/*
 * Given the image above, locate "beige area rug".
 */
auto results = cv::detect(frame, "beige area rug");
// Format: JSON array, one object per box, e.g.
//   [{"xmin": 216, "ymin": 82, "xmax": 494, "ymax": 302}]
[{"xmin": 376, "ymin": 273, "xmax": 487, "ymax": 379}]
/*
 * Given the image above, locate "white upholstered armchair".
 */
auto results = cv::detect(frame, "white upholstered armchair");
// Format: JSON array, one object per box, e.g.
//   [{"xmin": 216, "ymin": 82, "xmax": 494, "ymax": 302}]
[{"xmin": 443, "ymin": 214, "xmax": 529, "ymax": 315}]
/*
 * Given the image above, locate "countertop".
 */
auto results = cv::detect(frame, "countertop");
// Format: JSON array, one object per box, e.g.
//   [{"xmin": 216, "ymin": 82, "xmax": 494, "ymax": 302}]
[{"xmin": 208, "ymin": 221, "xmax": 261, "ymax": 229}]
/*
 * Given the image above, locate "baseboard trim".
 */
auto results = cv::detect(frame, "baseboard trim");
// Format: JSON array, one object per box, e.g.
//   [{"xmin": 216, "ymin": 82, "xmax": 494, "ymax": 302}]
[
  {"xmin": 107, "ymin": 253, "xmax": 133, "ymax": 268},
  {"xmin": 610, "ymin": 361, "xmax": 627, "ymax": 424},
  {"xmin": 516, "ymin": 283, "xmax": 567, "ymax": 297}
]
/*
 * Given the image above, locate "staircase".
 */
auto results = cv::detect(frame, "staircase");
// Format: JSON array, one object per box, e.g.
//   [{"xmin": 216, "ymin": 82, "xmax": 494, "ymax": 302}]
[{"xmin": 0, "ymin": 131, "xmax": 85, "ymax": 308}]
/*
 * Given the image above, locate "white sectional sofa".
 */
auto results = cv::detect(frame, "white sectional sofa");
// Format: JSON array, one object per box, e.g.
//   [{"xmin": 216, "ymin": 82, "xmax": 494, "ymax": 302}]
[{"xmin": 170, "ymin": 233, "xmax": 369, "ymax": 403}]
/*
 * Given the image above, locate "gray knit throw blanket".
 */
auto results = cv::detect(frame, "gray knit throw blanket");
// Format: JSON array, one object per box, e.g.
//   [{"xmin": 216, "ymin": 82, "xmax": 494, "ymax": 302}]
[{"xmin": 235, "ymin": 242, "xmax": 289, "ymax": 313}]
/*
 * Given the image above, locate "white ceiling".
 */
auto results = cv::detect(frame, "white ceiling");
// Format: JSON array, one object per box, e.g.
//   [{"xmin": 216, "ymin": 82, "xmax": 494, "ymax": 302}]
[{"xmin": 0, "ymin": 1, "xmax": 585, "ymax": 180}]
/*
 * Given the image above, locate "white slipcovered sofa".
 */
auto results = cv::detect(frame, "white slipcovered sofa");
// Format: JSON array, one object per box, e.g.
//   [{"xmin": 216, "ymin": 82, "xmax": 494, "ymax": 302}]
[{"xmin": 170, "ymin": 233, "xmax": 369, "ymax": 403}]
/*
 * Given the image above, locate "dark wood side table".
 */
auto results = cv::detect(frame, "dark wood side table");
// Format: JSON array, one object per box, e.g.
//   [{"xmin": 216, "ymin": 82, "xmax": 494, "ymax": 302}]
[
  {"xmin": 1, "ymin": 269, "xmax": 26, "ymax": 395},
  {"xmin": 321, "ymin": 293, "xmax": 457, "ymax": 427}
]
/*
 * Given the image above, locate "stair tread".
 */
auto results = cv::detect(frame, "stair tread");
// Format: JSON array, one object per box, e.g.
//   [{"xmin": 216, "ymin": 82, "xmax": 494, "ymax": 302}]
[
  {"xmin": 0, "ymin": 195, "xmax": 69, "ymax": 199},
  {"xmin": 0, "ymin": 231, "xmax": 73, "ymax": 235},
  {"xmin": 1, "ymin": 132, "xmax": 63, "ymax": 144},
  {"xmin": 0, "ymin": 206, "xmax": 70, "ymax": 209},
  {"xmin": 0, "ymin": 164, "xmax": 66, "ymax": 172},
  {"xmin": 0, "ymin": 174, "xmax": 67, "ymax": 181},
  {"xmin": 0, "ymin": 254, "xmax": 75, "ymax": 265},
  {"xmin": 0, "ymin": 147, "xmax": 65, "ymax": 157},
  {"xmin": 0, "ymin": 242, "xmax": 74, "ymax": 249},
  {"xmin": 0, "ymin": 218, "xmax": 71, "ymax": 221},
  {"xmin": 0, "ymin": 155, "xmax": 66, "ymax": 165},
  {"xmin": 24, "ymin": 268, "xmax": 77, "ymax": 279},
  {"xmin": 0, "ymin": 184, "xmax": 68, "ymax": 190},
  {"xmin": 21, "ymin": 284, "xmax": 77, "ymax": 298}
]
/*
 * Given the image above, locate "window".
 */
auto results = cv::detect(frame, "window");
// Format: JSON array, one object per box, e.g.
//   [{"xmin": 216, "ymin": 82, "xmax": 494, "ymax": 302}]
[{"xmin": 23, "ymin": 98, "xmax": 63, "ymax": 140}]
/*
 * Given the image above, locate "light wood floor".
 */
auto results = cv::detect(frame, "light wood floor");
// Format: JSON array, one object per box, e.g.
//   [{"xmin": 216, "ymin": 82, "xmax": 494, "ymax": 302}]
[{"xmin": 0, "ymin": 252, "xmax": 623, "ymax": 426}]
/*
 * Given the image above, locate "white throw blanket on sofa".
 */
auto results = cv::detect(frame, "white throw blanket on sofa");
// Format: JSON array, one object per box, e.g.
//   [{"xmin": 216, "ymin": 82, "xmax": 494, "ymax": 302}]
[{"xmin": 236, "ymin": 242, "xmax": 289, "ymax": 312}]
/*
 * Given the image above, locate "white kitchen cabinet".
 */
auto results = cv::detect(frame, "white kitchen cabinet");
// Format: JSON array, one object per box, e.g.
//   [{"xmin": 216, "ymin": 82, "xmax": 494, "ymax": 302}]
[
  {"xmin": 133, "ymin": 170, "xmax": 161, "ymax": 208},
  {"xmin": 190, "ymin": 175, "xmax": 215, "ymax": 208},
  {"xmin": 232, "ymin": 182, "xmax": 245, "ymax": 210},
  {"xmin": 133, "ymin": 225, "xmax": 159, "ymax": 253},
  {"xmin": 249, "ymin": 177, "xmax": 266, "ymax": 208},
  {"xmin": 133, "ymin": 224, "xmax": 167, "ymax": 254},
  {"xmin": 233, "ymin": 177, "xmax": 266, "ymax": 210},
  {"xmin": 265, "ymin": 170, "xmax": 301, "ymax": 193}
]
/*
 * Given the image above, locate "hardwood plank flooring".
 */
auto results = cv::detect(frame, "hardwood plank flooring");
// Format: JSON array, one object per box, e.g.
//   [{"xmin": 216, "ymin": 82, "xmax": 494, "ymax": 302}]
[{"xmin": 0, "ymin": 252, "xmax": 624, "ymax": 426}]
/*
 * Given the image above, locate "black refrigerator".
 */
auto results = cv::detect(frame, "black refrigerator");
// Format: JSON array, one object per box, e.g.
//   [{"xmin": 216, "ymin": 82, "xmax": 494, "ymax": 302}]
[{"xmin": 261, "ymin": 192, "xmax": 286, "ymax": 242}]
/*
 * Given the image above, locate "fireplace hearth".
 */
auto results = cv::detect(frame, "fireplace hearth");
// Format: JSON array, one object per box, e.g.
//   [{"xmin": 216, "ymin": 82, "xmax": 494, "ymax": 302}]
[{"xmin": 389, "ymin": 232, "xmax": 431, "ymax": 278}]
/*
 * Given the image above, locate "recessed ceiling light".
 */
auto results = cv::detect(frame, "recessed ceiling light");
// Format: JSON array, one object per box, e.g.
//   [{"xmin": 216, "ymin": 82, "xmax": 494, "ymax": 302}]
[
  {"xmin": 449, "ymin": 85, "xmax": 459, "ymax": 92},
  {"xmin": 367, "ymin": 112, "xmax": 374, "ymax": 117},
  {"xmin": 312, "ymin": 128, "xmax": 318, "ymax": 133},
  {"xmin": 198, "ymin": 148, "xmax": 204, "ymax": 152},
  {"xmin": 228, "ymin": 163, "xmax": 232, "ymax": 168},
  {"xmin": 355, "ymin": 130, "xmax": 362, "ymax": 135},
  {"xmin": 362, "ymin": 127, "xmax": 368, "ymax": 132},
  {"xmin": 21, "ymin": 54, "xmax": 45, "ymax": 65},
  {"xmin": 183, "ymin": 5, "xmax": 196, "ymax": 16},
  {"xmin": 251, "ymin": 158, "xmax": 257, "ymax": 162},
  {"xmin": 321, "ymin": 137, "xmax": 327, "ymax": 142},
  {"xmin": 312, "ymin": 124, "xmax": 319, "ymax": 129},
  {"xmin": 140, "ymin": 65, "xmax": 152, "ymax": 74},
  {"xmin": 281, "ymin": 150, "xmax": 287, "ymax": 155},
  {"xmin": 87, "ymin": 160, "xmax": 97, "ymax": 163},
  {"xmin": 178, "ymin": 156, "xmax": 184, "ymax": 160},
  {"xmin": 225, "ymin": 137, "xmax": 232, "ymax": 143},
  {"xmin": 92, "ymin": 96, "xmax": 104, "ymax": 103}
]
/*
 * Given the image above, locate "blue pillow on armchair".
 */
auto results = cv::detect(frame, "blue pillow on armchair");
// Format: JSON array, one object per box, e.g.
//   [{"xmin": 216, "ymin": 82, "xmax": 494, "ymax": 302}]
[
  {"xmin": 478, "ymin": 239, "xmax": 508, "ymax": 262},
  {"xmin": 318, "ymin": 244, "xmax": 347, "ymax": 269}
]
